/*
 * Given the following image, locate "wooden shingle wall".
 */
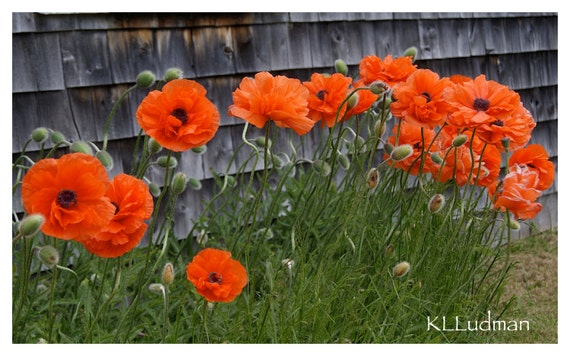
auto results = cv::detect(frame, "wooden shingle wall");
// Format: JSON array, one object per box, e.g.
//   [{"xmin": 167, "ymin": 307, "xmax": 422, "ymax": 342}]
[{"xmin": 12, "ymin": 12, "xmax": 558, "ymax": 239}]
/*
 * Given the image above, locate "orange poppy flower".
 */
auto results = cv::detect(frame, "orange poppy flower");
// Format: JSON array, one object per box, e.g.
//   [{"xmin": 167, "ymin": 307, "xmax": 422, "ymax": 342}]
[
  {"xmin": 343, "ymin": 79, "xmax": 379, "ymax": 119},
  {"xmin": 384, "ymin": 121, "xmax": 437, "ymax": 176},
  {"xmin": 448, "ymin": 74, "xmax": 472, "ymax": 84},
  {"xmin": 431, "ymin": 126, "xmax": 501, "ymax": 187},
  {"xmin": 303, "ymin": 72, "xmax": 352, "ymax": 127},
  {"xmin": 186, "ymin": 248, "xmax": 248, "ymax": 303},
  {"xmin": 136, "ymin": 79, "xmax": 220, "ymax": 152},
  {"xmin": 475, "ymin": 104, "xmax": 536, "ymax": 152},
  {"xmin": 509, "ymin": 144, "xmax": 555, "ymax": 191},
  {"xmin": 358, "ymin": 54, "xmax": 417, "ymax": 88},
  {"xmin": 80, "ymin": 173, "xmax": 154, "ymax": 258},
  {"xmin": 21, "ymin": 153, "xmax": 116, "ymax": 240},
  {"xmin": 487, "ymin": 164, "xmax": 542, "ymax": 220},
  {"xmin": 228, "ymin": 71, "xmax": 314, "ymax": 135},
  {"xmin": 444, "ymin": 74, "xmax": 522, "ymax": 129},
  {"xmin": 390, "ymin": 69, "xmax": 452, "ymax": 129}
]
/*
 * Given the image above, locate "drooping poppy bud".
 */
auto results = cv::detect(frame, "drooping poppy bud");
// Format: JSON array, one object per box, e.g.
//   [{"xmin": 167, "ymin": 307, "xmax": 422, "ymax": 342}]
[
  {"xmin": 70, "ymin": 141, "xmax": 94, "ymax": 155},
  {"xmin": 334, "ymin": 59, "xmax": 348, "ymax": 76},
  {"xmin": 50, "ymin": 130, "xmax": 66, "ymax": 145},
  {"xmin": 161, "ymin": 262, "xmax": 175, "ymax": 287},
  {"xmin": 19, "ymin": 213, "xmax": 45, "ymax": 238},
  {"xmin": 390, "ymin": 144, "xmax": 413, "ymax": 161},
  {"xmin": 402, "ymin": 46, "xmax": 418, "ymax": 62},
  {"xmin": 157, "ymin": 156, "xmax": 178, "ymax": 168},
  {"xmin": 312, "ymin": 160, "xmax": 332, "ymax": 177},
  {"xmin": 37, "ymin": 245, "xmax": 59, "ymax": 268},
  {"xmin": 147, "ymin": 138, "xmax": 163, "ymax": 154},
  {"xmin": 367, "ymin": 168, "xmax": 379, "ymax": 190},
  {"xmin": 393, "ymin": 261, "xmax": 411, "ymax": 278},
  {"xmin": 31, "ymin": 127, "xmax": 49, "ymax": 144},
  {"xmin": 428, "ymin": 194, "xmax": 445, "ymax": 213},
  {"xmin": 136, "ymin": 70, "xmax": 156, "ymax": 88},
  {"xmin": 96, "ymin": 150, "xmax": 114, "ymax": 170},
  {"xmin": 188, "ymin": 177, "xmax": 202, "ymax": 190},
  {"xmin": 452, "ymin": 134, "xmax": 468, "ymax": 148},
  {"xmin": 163, "ymin": 67, "xmax": 183, "ymax": 82},
  {"xmin": 171, "ymin": 172, "xmax": 188, "ymax": 195},
  {"xmin": 191, "ymin": 145, "xmax": 207, "ymax": 154}
]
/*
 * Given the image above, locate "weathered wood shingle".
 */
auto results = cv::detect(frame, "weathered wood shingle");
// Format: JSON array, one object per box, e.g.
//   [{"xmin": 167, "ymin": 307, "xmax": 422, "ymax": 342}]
[{"xmin": 12, "ymin": 12, "xmax": 558, "ymax": 239}]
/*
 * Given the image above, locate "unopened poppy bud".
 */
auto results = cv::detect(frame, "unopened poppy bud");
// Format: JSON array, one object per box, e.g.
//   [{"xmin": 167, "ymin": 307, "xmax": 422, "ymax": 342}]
[
  {"xmin": 346, "ymin": 92, "xmax": 359, "ymax": 110},
  {"xmin": 403, "ymin": 46, "xmax": 418, "ymax": 62},
  {"xmin": 272, "ymin": 155, "xmax": 285, "ymax": 169},
  {"xmin": 385, "ymin": 244, "xmax": 394, "ymax": 255},
  {"xmin": 171, "ymin": 172, "xmax": 188, "ymax": 195},
  {"xmin": 37, "ymin": 245, "xmax": 59, "ymax": 268},
  {"xmin": 136, "ymin": 70, "xmax": 156, "ymax": 88},
  {"xmin": 374, "ymin": 120, "xmax": 386, "ymax": 138},
  {"xmin": 281, "ymin": 258, "xmax": 295, "ymax": 269},
  {"xmin": 191, "ymin": 145, "xmax": 207, "ymax": 154},
  {"xmin": 147, "ymin": 138, "xmax": 163, "ymax": 154},
  {"xmin": 148, "ymin": 182, "xmax": 161, "ymax": 197},
  {"xmin": 452, "ymin": 134, "xmax": 468, "ymax": 147},
  {"xmin": 196, "ymin": 229, "xmax": 208, "ymax": 245},
  {"xmin": 148, "ymin": 283, "xmax": 165, "ymax": 295},
  {"xmin": 334, "ymin": 59, "xmax": 348, "ymax": 76},
  {"xmin": 312, "ymin": 160, "xmax": 331, "ymax": 177},
  {"xmin": 161, "ymin": 262, "xmax": 175, "ymax": 287},
  {"xmin": 428, "ymin": 194, "xmax": 445, "ymax": 213},
  {"xmin": 157, "ymin": 156, "xmax": 178, "ymax": 168},
  {"xmin": 96, "ymin": 150, "xmax": 114, "ymax": 170},
  {"xmin": 255, "ymin": 136, "xmax": 271, "ymax": 149},
  {"xmin": 70, "ymin": 141, "xmax": 94, "ymax": 155},
  {"xmin": 366, "ymin": 168, "xmax": 379, "ymax": 190},
  {"xmin": 19, "ymin": 213, "xmax": 45, "ymax": 237},
  {"xmin": 225, "ymin": 175, "xmax": 237, "ymax": 188},
  {"xmin": 369, "ymin": 81, "xmax": 388, "ymax": 95},
  {"xmin": 390, "ymin": 144, "xmax": 413, "ymax": 161},
  {"xmin": 393, "ymin": 261, "xmax": 411, "ymax": 278},
  {"xmin": 31, "ymin": 127, "xmax": 49, "ymax": 143},
  {"xmin": 50, "ymin": 130, "xmax": 65, "ymax": 145},
  {"xmin": 163, "ymin": 67, "xmax": 183, "ymax": 82},
  {"xmin": 188, "ymin": 177, "xmax": 202, "ymax": 190},
  {"xmin": 337, "ymin": 153, "xmax": 350, "ymax": 170},
  {"xmin": 507, "ymin": 218, "xmax": 520, "ymax": 231},
  {"xmin": 430, "ymin": 152, "xmax": 443, "ymax": 165},
  {"xmin": 383, "ymin": 142, "xmax": 394, "ymax": 155}
]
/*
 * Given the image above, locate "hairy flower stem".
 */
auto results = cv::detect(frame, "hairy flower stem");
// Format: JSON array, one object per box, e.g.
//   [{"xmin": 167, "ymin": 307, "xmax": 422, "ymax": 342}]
[{"xmin": 102, "ymin": 85, "xmax": 138, "ymax": 151}]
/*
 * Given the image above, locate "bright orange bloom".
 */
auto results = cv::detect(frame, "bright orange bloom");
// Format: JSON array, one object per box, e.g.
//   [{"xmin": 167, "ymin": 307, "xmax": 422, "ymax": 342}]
[
  {"xmin": 186, "ymin": 248, "xmax": 248, "ymax": 303},
  {"xmin": 358, "ymin": 54, "xmax": 417, "ymax": 87},
  {"xmin": 475, "ymin": 104, "xmax": 536, "ymax": 151},
  {"xmin": 431, "ymin": 126, "xmax": 501, "ymax": 187},
  {"xmin": 81, "ymin": 174, "xmax": 154, "ymax": 258},
  {"xmin": 488, "ymin": 164, "xmax": 543, "ymax": 220},
  {"xmin": 228, "ymin": 71, "xmax": 314, "ymax": 135},
  {"xmin": 509, "ymin": 144, "xmax": 555, "ymax": 191},
  {"xmin": 448, "ymin": 74, "xmax": 472, "ymax": 84},
  {"xmin": 21, "ymin": 153, "xmax": 115, "ymax": 240},
  {"xmin": 136, "ymin": 79, "xmax": 220, "ymax": 152},
  {"xmin": 303, "ymin": 72, "xmax": 352, "ymax": 127},
  {"xmin": 343, "ymin": 79, "xmax": 379, "ymax": 119},
  {"xmin": 444, "ymin": 75, "xmax": 522, "ymax": 128},
  {"xmin": 390, "ymin": 69, "xmax": 452, "ymax": 129},
  {"xmin": 384, "ymin": 121, "xmax": 437, "ymax": 176}
]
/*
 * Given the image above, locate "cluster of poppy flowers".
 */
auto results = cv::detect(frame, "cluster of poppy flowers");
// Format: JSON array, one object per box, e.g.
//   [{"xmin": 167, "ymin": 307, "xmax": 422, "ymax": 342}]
[{"xmin": 20, "ymin": 51, "xmax": 554, "ymax": 303}]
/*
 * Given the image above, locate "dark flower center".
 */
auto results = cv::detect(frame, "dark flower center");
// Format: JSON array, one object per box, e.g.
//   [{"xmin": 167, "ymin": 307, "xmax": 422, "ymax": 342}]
[
  {"xmin": 208, "ymin": 272, "xmax": 223, "ymax": 284},
  {"xmin": 420, "ymin": 91, "xmax": 431, "ymax": 102},
  {"xmin": 316, "ymin": 90, "xmax": 328, "ymax": 101},
  {"xmin": 57, "ymin": 189, "xmax": 77, "ymax": 209},
  {"xmin": 473, "ymin": 98, "xmax": 490, "ymax": 111},
  {"xmin": 491, "ymin": 120, "xmax": 504, "ymax": 127},
  {"xmin": 112, "ymin": 202, "xmax": 120, "ymax": 215},
  {"xmin": 171, "ymin": 108, "xmax": 187, "ymax": 123}
]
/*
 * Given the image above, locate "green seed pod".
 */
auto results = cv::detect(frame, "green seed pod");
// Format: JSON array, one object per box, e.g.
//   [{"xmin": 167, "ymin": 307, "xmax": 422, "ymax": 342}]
[
  {"xmin": 96, "ymin": 150, "xmax": 114, "ymax": 170},
  {"xmin": 157, "ymin": 156, "xmax": 178, "ymax": 168},
  {"xmin": 430, "ymin": 152, "xmax": 443, "ymax": 165},
  {"xmin": 171, "ymin": 172, "xmax": 188, "ymax": 195},
  {"xmin": 19, "ymin": 213, "xmax": 45, "ymax": 237},
  {"xmin": 163, "ymin": 67, "xmax": 183, "ymax": 82},
  {"xmin": 31, "ymin": 127, "xmax": 49, "ymax": 144},
  {"xmin": 452, "ymin": 134, "xmax": 468, "ymax": 148},
  {"xmin": 393, "ymin": 261, "xmax": 411, "ymax": 278},
  {"xmin": 188, "ymin": 177, "xmax": 202, "ymax": 190},
  {"xmin": 191, "ymin": 145, "xmax": 207, "ymax": 154},
  {"xmin": 390, "ymin": 144, "xmax": 413, "ymax": 161},
  {"xmin": 50, "ymin": 130, "xmax": 66, "ymax": 145},
  {"xmin": 369, "ymin": 80, "xmax": 388, "ymax": 95},
  {"xmin": 147, "ymin": 138, "xmax": 163, "ymax": 154},
  {"xmin": 383, "ymin": 142, "xmax": 394, "ymax": 155},
  {"xmin": 312, "ymin": 160, "xmax": 331, "ymax": 177},
  {"xmin": 135, "ymin": 70, "xmax": 156, "ymax": 88},
  {"xmin": 428, "ymin": 194, "xmax": 445, "ymax": 213},
  {"xmin": 148, "ymin": 182, "xmax": 161, "ymax": 197},
  {"xmin": 37, "ymin": 245, "xmax": 59, "ymax": 268},
  {"xmin": 70, "ymin": 141, "xmax": 94, "ymax": 155},
  {"xmin": 334, "ymin": 59, "xmax": 348, "ymax": 76},
  {"xmin": 161, "ymin": 262, "xmax": 175, "ymax": 287},
  {"xmin": 403, "ymin": 46, "xmax": 418, "ymax": 62},
  {"xmin": 337, "ymin": 153, "xmax": 350, "ymax": 170}
]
